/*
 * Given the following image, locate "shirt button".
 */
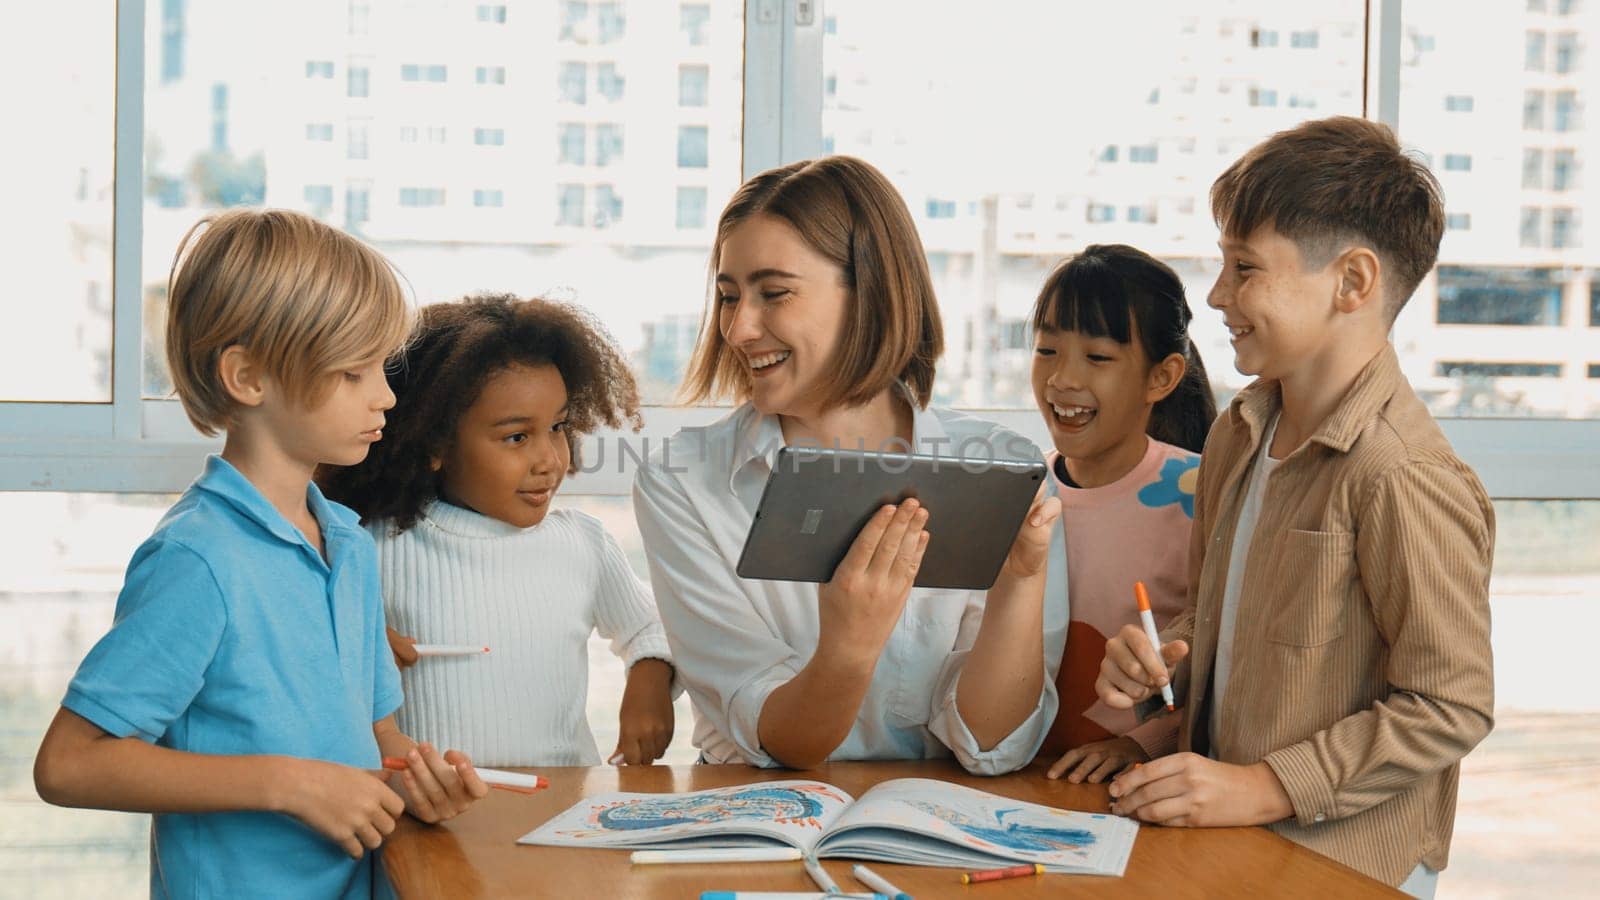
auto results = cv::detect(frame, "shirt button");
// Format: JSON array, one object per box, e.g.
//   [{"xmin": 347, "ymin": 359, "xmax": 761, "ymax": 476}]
[{"xmin": 1314, "ymin": 812, "xmax": 1327, "ymax": 823}]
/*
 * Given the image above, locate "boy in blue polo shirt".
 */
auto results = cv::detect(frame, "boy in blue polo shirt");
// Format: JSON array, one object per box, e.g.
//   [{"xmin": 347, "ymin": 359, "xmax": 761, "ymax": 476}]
[{"xmin": 33, "ymin": 209, "xmax": 488, "ymax": 898}]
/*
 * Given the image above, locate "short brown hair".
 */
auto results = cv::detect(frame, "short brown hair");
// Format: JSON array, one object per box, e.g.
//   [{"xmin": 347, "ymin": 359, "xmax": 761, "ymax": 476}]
[
  {"xmin": 1210, "ymin": 116, "xmax": 1444, "ymax": 320},
  {"xmin": 679, "ymin": 155, "xmax": 944, "ymax": 409},
  {"xmin": 165, "ymin": 208, "xmax": 413, "ymax": 435}
]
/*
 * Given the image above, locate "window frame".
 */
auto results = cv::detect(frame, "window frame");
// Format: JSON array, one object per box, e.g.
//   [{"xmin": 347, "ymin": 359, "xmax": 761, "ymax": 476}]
[{"xmin": 3, "ymin": 0, "xmax": 1597, "ymax": 501}]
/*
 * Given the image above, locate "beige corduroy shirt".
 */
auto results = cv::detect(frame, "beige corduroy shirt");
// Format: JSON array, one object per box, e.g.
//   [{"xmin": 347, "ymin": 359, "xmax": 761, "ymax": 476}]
[{"xmin": 1165, "ymin": 344, "xmax": 1495, "ymax": 886}]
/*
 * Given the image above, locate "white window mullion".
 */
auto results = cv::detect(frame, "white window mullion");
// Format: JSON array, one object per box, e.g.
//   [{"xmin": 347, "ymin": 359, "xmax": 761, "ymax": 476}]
[
  {"xmin": 113, "ymin": 0, "xmax": 147, "ymax": 439},
  {"xmin": 742, "ymin": 0, "xmax": 785, "ymax": 178}
]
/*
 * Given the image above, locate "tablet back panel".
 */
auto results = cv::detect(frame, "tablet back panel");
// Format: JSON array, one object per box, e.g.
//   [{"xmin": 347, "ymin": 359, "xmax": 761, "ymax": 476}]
[{"xmin": 736, "ymin": 448, "xmax": 1047, "ymax": 591}]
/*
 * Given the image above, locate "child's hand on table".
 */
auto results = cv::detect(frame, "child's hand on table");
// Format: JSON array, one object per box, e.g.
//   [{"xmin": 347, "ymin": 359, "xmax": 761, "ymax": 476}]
[
  {"xmin": 613, "ymin": 658, "xmax": 675, "ymax": 765},
  {"xmin": 1107, "ymin": 752, "xmax": 1292, "ymax": 827},
  {"xmin": 1047, "ymin": 736, "xmax": 1148, "ymax": 783}
]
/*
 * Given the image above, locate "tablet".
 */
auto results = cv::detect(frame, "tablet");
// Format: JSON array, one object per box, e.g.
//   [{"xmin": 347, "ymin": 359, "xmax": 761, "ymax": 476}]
[{"xmin": 736, "ymin": 447, "xmax": 1047, "ymax": 591}]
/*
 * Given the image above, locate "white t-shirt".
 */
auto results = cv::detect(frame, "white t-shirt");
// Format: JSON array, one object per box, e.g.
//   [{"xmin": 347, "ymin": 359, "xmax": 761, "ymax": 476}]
[
  {"xmin": 1209, "ymin": 415, "xmax": 1281, "ymax": 747},
  {"xmin": 632, "ymin": 395, "xmax": 1069, "ymax": 773},
  {"xmin": 372, "ymin": 502, "xmax": 673, "ymax": 767}
]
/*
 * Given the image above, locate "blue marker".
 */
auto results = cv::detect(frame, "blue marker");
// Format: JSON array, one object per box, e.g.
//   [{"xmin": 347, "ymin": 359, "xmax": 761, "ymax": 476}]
[{"xmin": 851, "ymin": 864, "xmax": 912, "ymax": 900}]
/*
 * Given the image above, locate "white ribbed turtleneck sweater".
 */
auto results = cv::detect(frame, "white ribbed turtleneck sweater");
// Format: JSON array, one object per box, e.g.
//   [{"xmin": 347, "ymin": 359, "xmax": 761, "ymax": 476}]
[{"xmin": 369, "ymin": 501, "xmax": 672, "ymax": 766}]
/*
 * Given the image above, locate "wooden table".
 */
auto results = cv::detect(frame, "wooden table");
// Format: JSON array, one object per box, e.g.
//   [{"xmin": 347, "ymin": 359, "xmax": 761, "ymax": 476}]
[{"xmin": 384, "ymin": 760, "xmax": 1402, "ymax": 899}]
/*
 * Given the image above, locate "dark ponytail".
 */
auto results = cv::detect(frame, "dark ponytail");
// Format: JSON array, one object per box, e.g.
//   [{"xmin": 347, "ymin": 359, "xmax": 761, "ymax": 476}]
[{"xmin": 1030, "ymin": 244, "xmax": 1217, "ymax": 454}]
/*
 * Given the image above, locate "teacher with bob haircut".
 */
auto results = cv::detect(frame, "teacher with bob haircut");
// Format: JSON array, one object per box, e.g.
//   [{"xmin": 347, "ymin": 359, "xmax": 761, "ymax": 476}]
[{"xmin": 633, "ymin": 155, "xmax": 1067, "ymax": 773}]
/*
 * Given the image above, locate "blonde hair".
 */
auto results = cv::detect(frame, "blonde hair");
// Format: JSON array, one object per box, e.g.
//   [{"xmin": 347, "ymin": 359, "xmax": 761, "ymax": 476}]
[
  {"xmin": 680, "ymin": 156, "xmax": 944, "ymax": 410},
  {"xmin": 165, "ymin": 208, "xmax": 413, "ymax": 435}
]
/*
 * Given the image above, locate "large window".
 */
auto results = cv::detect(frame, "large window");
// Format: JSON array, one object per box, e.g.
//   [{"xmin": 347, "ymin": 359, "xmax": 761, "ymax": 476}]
[{"xmin": 1, "ymin": 1, "xmax": 114, "ymax": 401}]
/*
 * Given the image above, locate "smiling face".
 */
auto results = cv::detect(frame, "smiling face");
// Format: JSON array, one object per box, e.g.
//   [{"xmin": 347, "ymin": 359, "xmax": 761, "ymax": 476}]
[
  {"xmin": 436, "ymin": 362, "xmax": 571, "ymax": 528},
  {"xmin": 1208, "ymin": 226, "xmax": 1344, "ymax": 383},
  {"xmin": 1031, "ymin": 312, "xmax": 1173, "ymax": 483},
  {"xmin": 715, "ymin": 214, "xmax": 852, "ymax": 419}
]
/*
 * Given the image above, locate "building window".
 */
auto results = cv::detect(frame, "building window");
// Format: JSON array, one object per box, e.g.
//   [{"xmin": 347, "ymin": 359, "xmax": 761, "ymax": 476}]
[
  {"xmin": 1444, "ymin": 95, "xmax": 1474, "ymax": 112},
  {"xmin": 1289, "ymin": 30, "xmax": 1319, "ymax": 48},
  {"xmin": 1520, "ymin": 208, "xmax": 1543, "ymax": 247},
  {"xmin": 476, "ymin": 65, "xmax": 506, "ymax": 85},
  {"xmin": 210, "ymin": 83, "xmax": 228, "ymax": 152},
  {"xmin": 1446, "ymin": 213, "xmax": 1472, "ymax": 231},
  {"xmin": 303, "ymin": 184, "xmax": 334, "ymax": 217},
  {"xmin": 1592, "ymin": 276, "xmax": 1600, "ymax": 325},
  {"xmin": 1086, "ymin": 203, "xmax": 1115, "ymax": 223},
  {"xmin": 681, "ymin": 3, "xmax": 710, "ymax": 45},
  {"xmin": 595, "ymin": 124, "xmax": 623, "ymax": 166},
  {"xmin": 597, "ymin": 2, "xmax": 625, "ymax": 43},
  {"xmin": 1526, "ymin": 31, "xmax": 1547, "ymax": 70},
  {"xmin": 474, "ymin": 127, "xmax": 506, "ymax": 146},
  {"xmin": 305, "ymin": 122, "xmax": 334, "ymax": 142},
  {"xmin": 593, "ymin": 184, "xmax": 622, "ymax": 227},
  {"xmin": 476, "ymin": 4, "xmax": 507, "ymax": 24},
  {"xmin": 676, "ymin": 186, "xmax": 707, "ymax": 229},
  {"xmin": 1250, "ymin": 28, "xmax": 1279, "ymax": 47},
  {"xmin": 1127, "ymin": 204, "xmax": 1158, "ymax": 224},
  {"xmin": 558, "ymin": 124, "xmax": 585, "ymax": 164},
  {"xmin": 559, "ymin": 62, "xmax": 588, "ymax": 104},
  {"xmin": 347, "ymin": 121, "xmax": 369, "ymax": 160},
  {"xmin": 1099, "ymin": 145, "xmax": 1118, "ymax": 162},
  {"xmin": 401, "ymin": 64, "xmax": 447, "ymax": 82},
  {"xmin": 1524, "ymin": 90, "xmax": 1545, "ymax": 129},
  {"xmin": 473, "ymin": 189, "xmax": 504, "ymax": 208},
  {"xmin": 557, "ymin": 184, "xmax": 586, "ymax": 226},
  {"xmin": 1555, "ymin": 32, "xmax": 1579, "ymax": 72},
  {"xmin": 1552, "ymin": 150, "xmax": 1578, "ymax": 190},
  {"xmin": 1438, "ymin": 362, "xmax": 1562, "ymax": 378},
  {"xmin": 597, "ymin": 62, "xmax": 624, "ymax": 101},
  {"xmin": 1554, "ymin": 91, "xmax": 1579, "ymax": 131},
  {"xmin": 1443, "ymin": 154, "xmax": 1472, "ymax": 172},
  {"xmin": 1551, "ymin": 208, "xmax": 1578, "ymax": 248},
  {"xmin": 560, "ymin": 1, "xmax": 588, "ymax": 42},
  {"xmin": 348, "ymin": 65, "xmax": 370, "ymax": 98},
  {"xmin": 1287, "ymin": 93, "xmax": 1318, "ymax": 109},
  {"xmin": 1437, "ymin": 266, "xmax": 1562, "ymax": 324},
  {"xmin": 1590, "ymin": 364, "xmax": 1600, "ymax": 378},
  {"xmin": 161, "ymin": 0, "xmax": 185, "ymax": 83},
  {"xmin": 1249, "ymin": 87, "xmax": 1278, "ymax": 107},
  {"xmin": 399, "ymin": 187, "xmax": 446, "ymax": 207},
  {"xmin": 925, "ymin": 199, "xmax": 957, "ymax": 219},
  {"xmin": 677, "ymin": 125, "xmax": 708, "ymax": 168},
  {"xmin": 1529, "ymin": 0, "xmax": 1548, "ymax": 10},
  {"xmin": 1524, "ymin": 148, "xmax": 1545, "ymax": 188},
  {"xmin": 1129, "ymin": 145, "xmax": 1158, "ymax": 163},
  {"xmin": 679, "ymin": 64, "xmax": 709, "ymax": 106},
  {"xmin": 306, "ymin": 60, "xmax": 335, "ymax": 79},
  {"xmin": 345, "ymin": 183, "xmax": 370, "ymax": 231}
]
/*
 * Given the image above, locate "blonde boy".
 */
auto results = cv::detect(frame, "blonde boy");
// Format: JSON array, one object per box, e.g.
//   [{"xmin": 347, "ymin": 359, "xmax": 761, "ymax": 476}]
[
  {"xmin": 33, "ymin": 209, "xmax": 487, "ymax": 898},
  {"xmin": 1097, "ymin": 118, "xmax": 1494, "ymax": 897}
]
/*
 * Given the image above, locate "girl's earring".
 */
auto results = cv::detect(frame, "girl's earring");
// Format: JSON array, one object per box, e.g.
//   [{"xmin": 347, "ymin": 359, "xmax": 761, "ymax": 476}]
[{"xmin": 429, "ymin": 457, "xmax": 443, "ymax": 472}]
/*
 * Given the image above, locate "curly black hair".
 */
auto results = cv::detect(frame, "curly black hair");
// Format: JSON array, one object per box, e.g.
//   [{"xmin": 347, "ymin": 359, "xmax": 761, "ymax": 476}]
[{"xmin": 318, "ymin": 293, "xmax": 642, "ymax": 533}]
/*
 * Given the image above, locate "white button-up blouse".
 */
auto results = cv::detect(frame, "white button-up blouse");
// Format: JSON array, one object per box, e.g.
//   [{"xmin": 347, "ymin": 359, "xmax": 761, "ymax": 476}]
[{"xmin": 632, "ymin": 396, "xmax": 1069, "ymax": 774}]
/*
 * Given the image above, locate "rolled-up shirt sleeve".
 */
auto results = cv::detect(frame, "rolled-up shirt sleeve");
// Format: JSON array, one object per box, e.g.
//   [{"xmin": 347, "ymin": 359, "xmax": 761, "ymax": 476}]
[{"xmin": 633, "ymin": 460, "xmax": 797, "ymax": 768}]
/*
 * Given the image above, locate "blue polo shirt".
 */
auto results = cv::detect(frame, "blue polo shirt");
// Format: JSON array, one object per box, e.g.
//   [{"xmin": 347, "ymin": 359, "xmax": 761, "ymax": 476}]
[{"xmin": 63, "ymin": 456, "xmax": 403, "ymax": 899}]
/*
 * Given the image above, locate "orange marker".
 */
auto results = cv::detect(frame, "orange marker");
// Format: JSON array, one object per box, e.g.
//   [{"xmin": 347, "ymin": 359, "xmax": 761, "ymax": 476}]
[
  {"xmin": 960, "ymin": 862, "xmax": 1045, "ymax": 884},
  {"xmin": 1134, "ymin": 581, "xmax": 1176, "ymax": 712},
  {"xmin": 382, "ymin": 757, "xmax": 548, "ymax": 793}
]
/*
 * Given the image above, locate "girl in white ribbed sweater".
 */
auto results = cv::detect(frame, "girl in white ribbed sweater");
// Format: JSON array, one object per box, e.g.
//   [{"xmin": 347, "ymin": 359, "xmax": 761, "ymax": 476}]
[{"xmin": 319, "ymin": 294, "xmax": 676, "ymax": 767}]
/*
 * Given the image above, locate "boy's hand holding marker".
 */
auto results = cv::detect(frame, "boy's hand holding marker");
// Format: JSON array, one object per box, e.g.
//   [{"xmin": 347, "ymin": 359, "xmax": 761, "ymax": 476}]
[{"xmin": 379, "ymin": 743, "xmax": 489, "ymax": 825}]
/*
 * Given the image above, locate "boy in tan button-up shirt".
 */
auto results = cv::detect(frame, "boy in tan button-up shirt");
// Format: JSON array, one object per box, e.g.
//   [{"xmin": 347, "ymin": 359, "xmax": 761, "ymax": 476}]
[{"xmin": 1095, "ymin": 116, "xmax": 1495, "ymax": 892}]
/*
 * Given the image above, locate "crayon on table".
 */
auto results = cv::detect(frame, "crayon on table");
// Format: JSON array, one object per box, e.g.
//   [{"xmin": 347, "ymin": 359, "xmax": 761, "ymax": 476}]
[{"xmin": 960, "ymin": 862, "xmax": 1045, "ymax": 884}]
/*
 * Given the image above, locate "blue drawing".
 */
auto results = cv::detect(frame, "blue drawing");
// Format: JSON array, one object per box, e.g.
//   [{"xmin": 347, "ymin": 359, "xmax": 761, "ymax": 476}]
[
  {"xmin": 905, "ymin": 801, "xmax": 1097, "ymax": 853},
  {"xmin": 589, "ymin": 785, "xmax": 837, "ymax": 831},
  {"xmin": 1137, "ymin": 456, "xmax": 1200, "ymax": 518}
]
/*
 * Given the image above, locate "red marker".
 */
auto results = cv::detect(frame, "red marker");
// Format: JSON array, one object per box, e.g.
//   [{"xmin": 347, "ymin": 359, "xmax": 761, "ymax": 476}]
[
  {"xmin": 382, "ymin": 757, "xmax": 548, "ymax": 794},
  {"xmin": 961, "ymin": 862, "xmax": 1045, "ymax": 884}
]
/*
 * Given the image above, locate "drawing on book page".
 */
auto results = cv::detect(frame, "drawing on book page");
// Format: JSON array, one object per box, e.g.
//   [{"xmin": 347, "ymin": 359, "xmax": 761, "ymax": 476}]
[
  {"xmin": 577, "ymin": 784, "xmax": 848, "ymax": 834},
  {"xmin": 902, "ymin": 801, "xmax": 1100, "ymax": 853}
]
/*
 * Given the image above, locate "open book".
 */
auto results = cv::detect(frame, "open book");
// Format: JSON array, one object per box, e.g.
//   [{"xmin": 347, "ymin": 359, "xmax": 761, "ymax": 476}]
[{"xmin": 519, "ymin": 778, "xmax": 1138, "ymax": 877}]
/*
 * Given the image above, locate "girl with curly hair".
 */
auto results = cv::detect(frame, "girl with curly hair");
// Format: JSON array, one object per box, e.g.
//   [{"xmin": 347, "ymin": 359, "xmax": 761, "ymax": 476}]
[{"xmin": 320, "ymin": 294, "xmax": 677, "ymax": 767}]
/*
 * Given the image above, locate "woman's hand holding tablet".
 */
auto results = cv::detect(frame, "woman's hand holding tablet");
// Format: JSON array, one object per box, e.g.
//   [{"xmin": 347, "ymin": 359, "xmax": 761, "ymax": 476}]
[{"xmin": 817, "ymin": 500, "xmax": 930, "ymax": 661}]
